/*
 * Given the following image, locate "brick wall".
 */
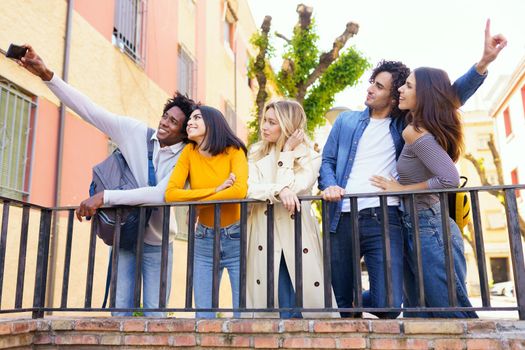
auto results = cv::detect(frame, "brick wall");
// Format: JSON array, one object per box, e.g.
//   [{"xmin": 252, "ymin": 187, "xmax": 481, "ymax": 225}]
[{"xmin": 0, "ymin": 318, "xmax": 524, "ymax": 349}]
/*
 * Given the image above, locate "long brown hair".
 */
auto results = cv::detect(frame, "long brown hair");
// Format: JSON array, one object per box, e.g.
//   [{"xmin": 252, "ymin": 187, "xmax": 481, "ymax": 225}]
[{"xmin": 408, "ymin": 67, "xmax": 464, "ymax": 162}]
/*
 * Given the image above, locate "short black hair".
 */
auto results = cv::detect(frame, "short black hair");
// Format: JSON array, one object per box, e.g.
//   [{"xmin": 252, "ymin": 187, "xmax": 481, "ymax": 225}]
[
  {"xmin": 197, "ymin": 105, "xmax": 247, "ymax": 156},
  {"xmin": 369, "ymin": 60, "xmax": 411, "ymax": 118},
  {"xmin": 163, "ymin": 92, "xmax": 198, "ymax": 138}
]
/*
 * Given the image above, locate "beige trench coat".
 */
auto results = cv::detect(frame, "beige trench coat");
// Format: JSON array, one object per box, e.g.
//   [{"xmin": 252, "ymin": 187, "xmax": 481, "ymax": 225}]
[{"xmin": 246, "ymin": 143, "xmax": 338, "ymax": 318}]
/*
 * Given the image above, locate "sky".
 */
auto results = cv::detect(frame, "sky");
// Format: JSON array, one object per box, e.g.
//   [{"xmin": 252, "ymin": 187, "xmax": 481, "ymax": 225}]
[{"xmin": 246, "ymin": 0, "xmax": 525, "ymax": 112}]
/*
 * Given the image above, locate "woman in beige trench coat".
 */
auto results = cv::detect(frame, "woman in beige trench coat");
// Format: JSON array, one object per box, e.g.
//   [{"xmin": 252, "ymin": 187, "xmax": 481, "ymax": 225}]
[{"xmin": 246, "ymin": 99, "xmax": 337, "ymax": 318}]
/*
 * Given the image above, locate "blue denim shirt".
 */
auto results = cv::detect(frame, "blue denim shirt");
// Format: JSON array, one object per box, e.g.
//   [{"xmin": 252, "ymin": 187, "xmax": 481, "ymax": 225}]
[{"xmin": 319, "ymin": 64, "xmax": 487, "ymax": 232}]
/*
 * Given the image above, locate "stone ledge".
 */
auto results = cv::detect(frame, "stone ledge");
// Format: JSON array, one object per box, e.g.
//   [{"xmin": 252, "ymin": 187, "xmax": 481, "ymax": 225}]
[{"xmin": 0, "ymin": 317, "xmax": 523, "ymax": 349}]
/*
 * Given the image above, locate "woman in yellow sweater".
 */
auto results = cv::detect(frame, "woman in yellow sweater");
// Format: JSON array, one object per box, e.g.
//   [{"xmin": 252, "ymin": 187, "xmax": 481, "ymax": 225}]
[{"xmin": 165, "ymin": 105, "xmax": 248, "ymax": 318}]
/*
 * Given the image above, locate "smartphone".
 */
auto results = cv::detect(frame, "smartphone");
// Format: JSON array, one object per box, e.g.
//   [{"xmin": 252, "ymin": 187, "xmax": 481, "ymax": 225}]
[{"xmin": 6, "ymin": 44, "xmax": 27, "ymax": 60}]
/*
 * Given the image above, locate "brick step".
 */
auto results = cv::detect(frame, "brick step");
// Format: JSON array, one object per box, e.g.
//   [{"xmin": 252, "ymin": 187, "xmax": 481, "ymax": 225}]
[{"xmin": 0, "ymin": 317, "xmax": 524, "ymax": 349}]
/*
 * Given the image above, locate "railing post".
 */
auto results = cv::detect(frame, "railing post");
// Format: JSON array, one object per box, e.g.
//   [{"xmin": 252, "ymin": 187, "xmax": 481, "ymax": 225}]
[
  {"xmin": 504, "ymin": 189, "xmax": 525, "ymax": 320},
  {"xmin": 350, "ymin": 197, "xmax": 362, "ymax": 308},
  {"xmin": 266, "ymin": 203, "xmax": 275, "ymax": 309},
  {"xmin": 185, "ymin": 205, "xmax": 196, "ymax": 309},
  {"xmin": 60, "ymin": 209, "xmax": 75, "ymax": 308},
  {"xmin": 109, "ymin": 209, "xmax": 122, "ymax": 308},
  {"xmin": 15, "ymin": 205, "xmax": 30, "ymax": 309},
  {"xmin": 239, "ymin": 202, "xmax": 248, "ymax": 309},
  {"xmin": 379, "ymin": 196, "xmax": 393, "ymax": 307},
  {"xmin": 321, "ymin": 200, "xmax": 332, "ymax": 308},
  {"xmin": 469, "ymin": 190, "xmax": 491, "ymax": 307},
  {"xmin": 133, "ymin": 207, "xmax": 147, "ymax": 309},
  {"xmin": 294, "ymin": 204, "xmax": 303, "ymax": 309},
  {"xmin": 0, "ymin": 201, "xmax": 10, "ymax": 308},
  {"xmin": 32, "ymin": 209, "xmax": 52, "ymax": 319},
  {"xmin": 439, "ymin": 193, "xmax": 457, "ymax": 307},
  {"xmin": 211, "ymin": 204, "xmax": 221, "ymax": 309},
  {"xmin": 159, "ymin": 206, "xmax": 170, "ymax": 309}
]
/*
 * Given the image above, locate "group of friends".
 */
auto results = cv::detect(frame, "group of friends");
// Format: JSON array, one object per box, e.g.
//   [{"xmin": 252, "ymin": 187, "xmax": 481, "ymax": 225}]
[{"xmin": 17, "ymin": 20, "xmax": 507, "ymax": 319}]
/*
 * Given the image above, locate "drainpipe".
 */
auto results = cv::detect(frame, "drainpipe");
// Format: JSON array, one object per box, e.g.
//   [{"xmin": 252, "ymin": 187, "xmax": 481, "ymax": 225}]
[{"xmin": 47, "ymin": 0, "xmax": 74, "ymax": 313}]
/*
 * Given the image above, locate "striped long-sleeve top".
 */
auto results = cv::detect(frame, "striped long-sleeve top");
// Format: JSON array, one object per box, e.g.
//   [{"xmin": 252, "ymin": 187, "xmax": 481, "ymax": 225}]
[{"xmin": 397, "ymin": 133, "xmax": 459, "ymax": 209}]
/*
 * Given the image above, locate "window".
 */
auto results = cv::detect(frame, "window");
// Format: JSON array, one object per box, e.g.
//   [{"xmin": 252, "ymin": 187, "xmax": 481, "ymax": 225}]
[
  {"xmin": 503, "ymin": 107, "xmax": 512, "ymax": 137},
  {"xmin": 486, "ymin": 211, "xmax": 506, "ymax": 229},
  {"xmin": 511, "ymin": 168, "xmax": 520, "ymax": 198},
  {"xmin": 113, "ymin": 0, "xmax": 147, "ymax": 66},
  {"xmin": 477, "ymin": 133, "xmax": 491, "ymax": 151},
  {"xmin": 223, "ymin": 2, "xmax": 237, "ymax": 51},
  {"xmin": 0, "ymin": 79, "xmax": 37, "ymax": 200},
  {"xmin": 178, "ymin": 46, "xmax": 195, "ymax": 98},
  {"xmin": 490, "ymin": 257, "xmax": 510, "ymax": 284},
  {"xmin": 224, "ymin": 101, "xmax": 237, "ymax": 132}
]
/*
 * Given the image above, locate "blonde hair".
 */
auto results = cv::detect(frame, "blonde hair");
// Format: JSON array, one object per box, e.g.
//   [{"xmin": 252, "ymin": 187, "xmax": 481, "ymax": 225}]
[{"xmin": 252, "ymin": 99, "xmax": 309, "ymax": 161}]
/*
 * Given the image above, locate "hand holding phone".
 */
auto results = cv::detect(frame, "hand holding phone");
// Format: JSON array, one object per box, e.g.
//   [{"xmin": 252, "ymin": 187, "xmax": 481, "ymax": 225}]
[{"xmin": 6, "ymin": 44, "xmax": 28, "ymax": 60}]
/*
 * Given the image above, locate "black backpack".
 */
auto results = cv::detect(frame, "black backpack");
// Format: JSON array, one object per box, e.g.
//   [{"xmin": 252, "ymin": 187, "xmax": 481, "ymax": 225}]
[{"xmin": 88, "ymin": 128, "xmax": 157, "ymax": 250}]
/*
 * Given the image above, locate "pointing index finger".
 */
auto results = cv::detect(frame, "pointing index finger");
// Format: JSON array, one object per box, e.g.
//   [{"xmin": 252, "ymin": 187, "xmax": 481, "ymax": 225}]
[{"xmin": 485, "ymin": 18, "xmax": 491, "ymax": 40}]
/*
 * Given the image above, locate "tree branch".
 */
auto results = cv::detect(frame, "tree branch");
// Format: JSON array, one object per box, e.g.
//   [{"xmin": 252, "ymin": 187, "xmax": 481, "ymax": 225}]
[
  {"xmin": 275, "ymin": 32, "xmax": 291, "ymax": 44},
  {"xmin": 254, "ymin": 16, "xmax": 272, "ymax": 124},
  {"xmin": 464, "ymin": 141, "xmax": 525, "ymax": 240},
  {"xmin": 488, "ymin": 134, "xmax": 505, "ymax": 185},
  {"xmin": 296, "ymin": 21, "xmax": 359, "ymax": 102},
  {"xmin": 296, "ymin": 3, "xmax": 313, "ymax": 31}
]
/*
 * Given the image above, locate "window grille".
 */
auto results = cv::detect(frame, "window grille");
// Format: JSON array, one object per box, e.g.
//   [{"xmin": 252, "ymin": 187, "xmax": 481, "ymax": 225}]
[
  {"xmin": 178, "ymin": 47, "xmax": 195, "ymax": 99},
  {"xmin": 113, "ymin": 0, "xmax": 148, "ymax": 66},
  {"xmin": 0, "ymin": 79, "xmax": 37, "ymax": 200}
]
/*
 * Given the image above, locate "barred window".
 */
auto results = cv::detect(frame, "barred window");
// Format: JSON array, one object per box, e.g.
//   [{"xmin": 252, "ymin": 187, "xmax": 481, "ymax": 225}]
[
  {"xmin": 0, "ymin": 79, "xmax": 37, "ymax": 200},
  {"xmin": 223, "ymin": 1, "xmax": 237, "ymax": 51},
  {"xmin": 178, "ymin": 46, "xmax": 195, "ymax": 98},
  {"xmin": 113, "ymin": 0, "xmax": 148, "ymax": 66}
]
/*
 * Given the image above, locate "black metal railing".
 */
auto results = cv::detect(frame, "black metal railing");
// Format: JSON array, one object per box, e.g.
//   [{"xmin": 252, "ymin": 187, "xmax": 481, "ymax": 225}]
[{"xmin": 0, "ymin": 185, "xmax": 524, "ymax": 319}]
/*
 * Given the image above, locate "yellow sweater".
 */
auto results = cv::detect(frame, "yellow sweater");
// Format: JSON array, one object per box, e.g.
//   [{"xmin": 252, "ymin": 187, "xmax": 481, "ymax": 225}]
[{"xmin": 165, "ymin": 144, "xmax": 248, "ymax": 227}]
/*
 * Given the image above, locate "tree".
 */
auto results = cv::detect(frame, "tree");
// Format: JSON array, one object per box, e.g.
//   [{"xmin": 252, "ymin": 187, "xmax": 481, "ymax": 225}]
[
  {"xmin": 247, "ymin": 4, "xmax": 371, "ymax": 143},
  {"xmin": 464, "ymin": 133, "xmax": 525, "ymax": 241}
]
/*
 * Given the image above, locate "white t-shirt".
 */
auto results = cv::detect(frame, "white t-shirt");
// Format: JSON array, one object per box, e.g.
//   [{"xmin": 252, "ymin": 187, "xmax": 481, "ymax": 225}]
[{"xmin": 342, "ymin": 117, "xmax": 400, "ymax": 212}]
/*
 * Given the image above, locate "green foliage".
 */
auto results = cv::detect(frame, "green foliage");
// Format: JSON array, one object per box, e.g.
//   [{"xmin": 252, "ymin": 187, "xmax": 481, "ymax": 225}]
[
  {"xmin": 248, "ymin": 11, "xmax": 370, "ymax": 141},
  {"xmin": 303, "ymin": 47, "xmax": 371, "ymax": 134},
  {"xmin": 277, "ymin": 20, "xmax": 319, "ymax": 96}
]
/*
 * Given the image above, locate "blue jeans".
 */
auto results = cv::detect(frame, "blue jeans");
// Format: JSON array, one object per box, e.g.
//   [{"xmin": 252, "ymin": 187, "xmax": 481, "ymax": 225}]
[
  {"xmin": 402, "ymin": 203, "xmax": 478, "ymax": 318},
  {"xmin": 194, "ymin": 222, "xmax": 241, "ymax": 318},
  {"xmin": 113, "ymin": 242, "xmax": 173, "ymax": 317},
  {"xmin": 331, "ymin": 206, "xmax": 404, "ymax": 318},
  {"xmin": 278, "ymin": 254, "xmax": 303, "ymax": 319}
]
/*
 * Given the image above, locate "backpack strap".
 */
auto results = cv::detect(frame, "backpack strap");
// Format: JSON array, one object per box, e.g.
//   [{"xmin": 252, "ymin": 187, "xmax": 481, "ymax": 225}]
[{"xmin": 146, "ymin": 128, "xmax": 157, "ymax": 186}]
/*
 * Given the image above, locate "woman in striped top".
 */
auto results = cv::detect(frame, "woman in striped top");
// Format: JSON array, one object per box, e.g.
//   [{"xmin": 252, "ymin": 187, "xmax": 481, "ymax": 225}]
[{"xmin": 370, "ymin": 67, "xmax": 477, "ymax": 318}]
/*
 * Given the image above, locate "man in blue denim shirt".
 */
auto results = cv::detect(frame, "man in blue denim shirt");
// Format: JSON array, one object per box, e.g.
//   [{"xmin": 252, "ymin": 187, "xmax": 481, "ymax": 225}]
[{"xmin": 319, "ymin": 23, "xmax": 506, "ymax": 318}]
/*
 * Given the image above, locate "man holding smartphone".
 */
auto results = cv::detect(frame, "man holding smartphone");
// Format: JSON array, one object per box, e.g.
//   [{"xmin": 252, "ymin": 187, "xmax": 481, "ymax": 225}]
[{"xmin": 18, "ymin": 45, "xmax": 196, "ymax": 317}]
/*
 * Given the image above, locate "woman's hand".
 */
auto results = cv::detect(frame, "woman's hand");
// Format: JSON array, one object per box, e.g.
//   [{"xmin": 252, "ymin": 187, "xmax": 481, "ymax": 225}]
[
  {"xmin": 283, "ymin": 129, "xmax": 304, "ymax": 152},
  {"xmin": 215, "ymin": 173, "xmax": 236, "ymax": 192},
  {"xmin": 278, "ymin": 187, "xmax": 301, "ymax": 214},
  {"xmin": 370, "ymin": 175, "xmax": 404, "ymax": 192}
]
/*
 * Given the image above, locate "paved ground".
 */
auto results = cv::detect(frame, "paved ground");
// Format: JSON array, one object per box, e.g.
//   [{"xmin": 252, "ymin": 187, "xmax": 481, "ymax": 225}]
[{"xmin": 472, "ymin": 295, "xmax": 519, "ymax": 319}]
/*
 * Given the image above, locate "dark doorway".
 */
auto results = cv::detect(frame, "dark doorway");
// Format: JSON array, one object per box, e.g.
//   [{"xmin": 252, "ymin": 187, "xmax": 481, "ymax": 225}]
[{"xmin": 490, "ymin": 257, "xmax": 509, "ymax": 283}]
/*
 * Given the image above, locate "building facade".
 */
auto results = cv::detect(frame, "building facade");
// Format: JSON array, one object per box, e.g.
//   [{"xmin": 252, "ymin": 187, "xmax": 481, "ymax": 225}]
[
  {"xmin": 458, "ymin": 111, "xmax": 512, "ymax": 294},
  {"xmin": 490, "ymin": 57, "xmax": 525, "ymax": 205},
  {"xmin": 0, "ymin": 0, "xmax": 257, "ymax": 314}
]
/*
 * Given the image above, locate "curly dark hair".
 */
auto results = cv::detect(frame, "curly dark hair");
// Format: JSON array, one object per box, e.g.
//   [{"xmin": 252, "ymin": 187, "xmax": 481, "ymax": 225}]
[
  {"xmin": 162, "ymin": 92, "xmax": 198, "ymax": 140},
  {"xmin": 369, "ymin": 60, "xmax": 411, "ymax": 118}
]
